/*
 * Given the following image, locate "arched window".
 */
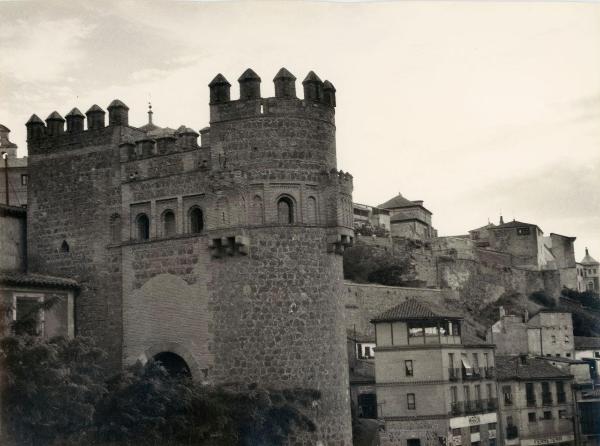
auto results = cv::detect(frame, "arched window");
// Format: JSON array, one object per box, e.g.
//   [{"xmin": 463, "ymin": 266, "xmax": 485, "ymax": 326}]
[
  {"xmin": 306, "ymin": 196, "xmax": 317, "ymax": 225},
  {"xmin": 189, "ymin": 207, "xmax": 204, "ymax": 233},
  {"xmin": 110, "ymin": 214, "xmax": 121, "ymax": 244},
  {"xmin": 136, "ymin": 213, "xmax": 150, "ymax": 241},
  {"xmin": 250, "ymin": 195, "xmax": 264, "ymax": 224},
  {"xmin": 277, "ymin": 196, "xmax": 294, "ymax": 224},
  {"xmin": 162, "ymin": 210, "xmax": 176, "ymax": 237},
  {"xmin": 60, "ymin": 240, "xmax": 70, "ymax": 252}
]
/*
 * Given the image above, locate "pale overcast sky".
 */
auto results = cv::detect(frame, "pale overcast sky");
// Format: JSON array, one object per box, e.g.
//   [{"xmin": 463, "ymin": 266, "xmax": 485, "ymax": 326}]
[{"xmin": 0, "ymin": 0, "xmax": 598, "ymax": 260}]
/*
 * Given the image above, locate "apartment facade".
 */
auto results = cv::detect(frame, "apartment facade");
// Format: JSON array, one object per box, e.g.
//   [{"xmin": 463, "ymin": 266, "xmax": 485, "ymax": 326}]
[
  {"xmin": 372, "ymin": 300, "xmax": 497, "ymax": 446},
  {"xmin": 496, "ymin": 356, "xmax": 575, "ymax": 446}
]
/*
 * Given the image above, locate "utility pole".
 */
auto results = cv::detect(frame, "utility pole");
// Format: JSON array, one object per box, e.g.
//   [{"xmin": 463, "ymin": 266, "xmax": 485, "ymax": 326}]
[{"xmin": 1, "ymin": 151, "xmax": 8, "ymax": 206}]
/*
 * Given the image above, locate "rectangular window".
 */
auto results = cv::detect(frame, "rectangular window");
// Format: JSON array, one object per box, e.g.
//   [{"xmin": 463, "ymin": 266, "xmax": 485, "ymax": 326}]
[
  {"xmin": 488, "ymin": 423, "xmax": 497, "ymax": 430},
  {"xmin": 405, "ymin": 360, "xmax": 414, "ymax": 377},
  {"xmin": 559, "ymin": 410, "xmax": 567, "ymax": 419},
  {"xmin": 489, "ymin": 440, "xmax": 496, "ymax": 446},
  {"xmin": 450, "ymin": 386, "xmax": 458, "ymax": 404},
  {"xmin": 556, "ymin": 381, "xmax": 565, "ymax": 403},
  {"xmin": 543, "ymin": 411, "xmax": 552, "ymax": 420},
  {"xmin": 13, "ymin": 296, "xmax": 44, "ymax": 336},
  {"xmin": 551, "ymin": 335, "xmax": 556, "ymax": 344},
  {"xmin": 21, "ymin": 174, "xmax": 28, "ymax": 185},
  {"xmin": 528, "ymin": 412, "xmax": 537, "ymax": 423},
  {"xmin": 407, "ymin": 439, "xmax": 421, "ymax": 446},
  {"xmin": 517, "ymin": 227, "xmax": 530, "ymax": 235},
  {"xmin": 408, "ymin": 323, "xmax": 423, "ymax": 337},
  {"xmin": 470, "ymin": 425, "xmax": 480, "ymax": 433},
  {"xmin": 464, "ymin": 385, "xmax": 471, "ymax": 402},
  {"xmin": 475, "ymin": 385, "xmax": 481, "ymax": 401},
  {"xmin": 502, "ymin": 385, "xmax": 512, "ymax": 406},
  {"xmin": 484, "ymin": 353, "xmax": 489, "ymax": 368},
  {"xmin": 472, "ymin": 353, "xmax": 479, "ymax": 370},
  {"xmin": 526, "ymin": 382, "xmax": 535, "ymax": 405},
  {"xmin": 449, "ymin": 353, "xmax": 455, "ymax": 368},
  {"xmin": 407, "ymin": 393, "xmax": 416, "ymax": 410},
  {"xmin": 486, "ymin": 383, "xmax": 493, "ymax": 398},
  {"xmin": 424, "ymin": 325, "xmax": 438, "ymax": 336},
  {"xmin": 542, "ymin": 382, "xmax": 552, "ymax": 405},
  {"xmin": 452, "ymin": 428, "xmax": 461, "ymax": 436}
]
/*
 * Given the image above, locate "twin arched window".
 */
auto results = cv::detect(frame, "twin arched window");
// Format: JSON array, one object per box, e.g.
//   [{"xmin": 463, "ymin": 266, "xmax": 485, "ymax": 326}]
[
  {"xmin": 136, "ymin": 213, "xmax": 150, "ymax": 241},
  {"xmin": 277, "ymin": 196, "xmax": 295, "ymax": 224},
  {"xmin": 162, "ymin": 210, "xmax": 176, "ymax": 237},
  {"xmin": 189, "ymin": 207, "xmax": 204, "ymax": 233}
]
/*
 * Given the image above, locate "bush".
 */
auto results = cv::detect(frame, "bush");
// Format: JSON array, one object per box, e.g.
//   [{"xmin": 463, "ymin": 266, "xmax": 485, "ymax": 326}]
[
  {"xmin": 344, "ymin": 244, "xmax": 413, "ymax": 285},
  {"xmin": 561, "ymin": 289, "xmax": 600, "ymax": 310},
  {"xmin": 528, "ymin": 291, "xmax": 556, "ymax": 308}
]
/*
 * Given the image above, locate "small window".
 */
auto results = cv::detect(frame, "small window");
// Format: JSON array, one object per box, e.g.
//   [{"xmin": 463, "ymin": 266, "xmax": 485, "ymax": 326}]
[
  {"xmin": 502, "ymin": 385, "xmax": 512, "ymax": 406},
  {"xmin": 488, "ymin": 423, "xmax": 497, "ymax": 430},
  {"xmin": 21, "ymin": 174, "xmax": 28, "ymax": 185},
  {"xmin": 559, "ymin": 410, "xmax": 568, "ymax": 419},
  {"xmin": 110, "ymin": 214, "xmax": 121, "ymax": 244},
  {"xmin": 469, "ymin": 425, "xmax": 480, "ymax": 433},
  {"xmin": 277, "ymin": 196, "xmax": 294, "ymax": 224},
  {"xmin": 528, "ymin": 412, "xmax": 537, "ymax": 423},
  {"xmin": 407, "ymin": 393, "xmax": 416, "ymax": 410},
  {"xmin": 595, "ymin": 352, "xmax": 600, "ymax": 359},
  {"xmin": 517, "ymin": 227, "xmax": 530, "ymax": 236},
  {"xmin": 405, "ymin": 360, "xmax": 414, "ymax": 376},
  {"xmin": 136, "ymin": 213, "xmax": 150, "ymax": 241},
  {"xmin": 189, "ymin": 207, "xmax": 204, "ymax": 234},
  {"xmin": 407, "ymin": 439, "xmax": 421, "ymax": 446},
  {"xmin": 451, "ymin": 428, "xmax": 461, "ymax": 436},
  {"xmin": 551, "ymin": 335, "xmax": 556, "ymax": 344},
  {"xmin": 162, "ymin": 210, "xmax": 176, "ymax": 237},
  {"xmin": 60, "ymin": 240, "xmax": 70, "ymax": 253},
  {"xmin": 543, "ymin": 411, "xmax": 552, "ymax": 420}
]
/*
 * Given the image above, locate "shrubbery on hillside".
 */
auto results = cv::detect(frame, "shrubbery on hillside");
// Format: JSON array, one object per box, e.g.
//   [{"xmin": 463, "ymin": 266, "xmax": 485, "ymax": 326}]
[{"xmin": 343, "ymin": 244, "xmax": 413, "ymax": 286}]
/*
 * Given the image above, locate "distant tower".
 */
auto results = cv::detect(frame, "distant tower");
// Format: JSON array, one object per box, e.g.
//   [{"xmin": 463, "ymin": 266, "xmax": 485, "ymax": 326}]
[
  {"xmin": 207, "ymin": 68, "xmax": 353, "ymax": 444},
  {"xmin": 579, "ymin": 248, "xmax": 600, "ymax": 292}
]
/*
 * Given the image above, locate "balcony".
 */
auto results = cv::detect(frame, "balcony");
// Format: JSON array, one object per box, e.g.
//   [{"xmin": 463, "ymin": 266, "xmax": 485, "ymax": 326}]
[
  {"xmin": 542, "ymin": 392, "xmax": 553, "ymax": 406},
  {"xmin": 506, "ymin": 425, "xmax": 519, "ymax": 440},
  {"xmin": 527, "ymin": 398, "xmax": 537, "ymax": 407},
  {"xmin": 450, "ymin": 399, "xmax": 497, "ymax": 416},
  {"xmin": 462, "ymin": 367, "xmax": 482, "ymax": 381}
]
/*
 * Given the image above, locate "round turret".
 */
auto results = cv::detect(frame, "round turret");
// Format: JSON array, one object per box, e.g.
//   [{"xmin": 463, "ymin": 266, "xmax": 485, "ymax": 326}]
[
  {"xmin": 65, "ymin": 108, "xmax": 85, "ymax": 132},
  {"xmin": 238, "ymin": 68, "xmax": 261, "ymax": 100},
  {"xmin": 86, "ymin": 104, "xmax": 106, "ymax": 130},
  {"xmin": 45, "ymin": 111, "xmax": 65, "ymax": 136},
  {"xmin": 208, "ymin": 74, "xmax": 231, "ymax": 104},
  {"xmin": 107, "ymin": 99, "xmax": 129, "ymax": 126},
  {"xmin": 26, "ymin": 114, "xmax": 46, "ymax": 140}
]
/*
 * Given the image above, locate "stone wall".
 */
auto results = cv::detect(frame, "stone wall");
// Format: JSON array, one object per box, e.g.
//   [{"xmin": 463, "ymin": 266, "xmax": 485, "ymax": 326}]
[
  {"xmin": 0, "ymin": 206, "xmax": 26, "ymax": 272},
  {"xmin": 343, "ymin": 282, "xmax": 457, "ymax": 339}
]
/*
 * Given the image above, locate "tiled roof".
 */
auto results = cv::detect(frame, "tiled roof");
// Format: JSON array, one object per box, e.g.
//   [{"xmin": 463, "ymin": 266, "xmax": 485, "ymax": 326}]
[
  {"xmin": 0, "ymin": 272, "xmax": 79, "ymax": 290},
  {"xmin": 489, "ymin": 220, "xmax": 541, "ymax": 231},
  {"xmin": 575, "ymin": 336, "xmax": 600, "ymax": 350},
  {"xmin": 378, "ymin": 193, "xmax": 419, "ymax": 210},
  {"xmin": 496, "ymin": 356, "xmax": 572, "ymax": 381},
  {"xmin": 371, "ymin": 299, "xmax": 462, "ymax": 323}
]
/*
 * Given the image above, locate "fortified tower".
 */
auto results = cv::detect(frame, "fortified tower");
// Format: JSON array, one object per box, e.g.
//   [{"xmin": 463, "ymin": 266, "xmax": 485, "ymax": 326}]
[
  {"xmin": 205, "ymin": 68, "xmax": 354, "ymax": 443},
  {"xmin": 25, "ymin": 67, "xmax": 353, "ymax": 444}
]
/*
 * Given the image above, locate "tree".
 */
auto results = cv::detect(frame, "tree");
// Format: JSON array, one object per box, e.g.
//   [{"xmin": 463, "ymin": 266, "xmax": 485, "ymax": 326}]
[{"xmin": 0, "ymin": 335, "xmax": 107, "ymax": 446}]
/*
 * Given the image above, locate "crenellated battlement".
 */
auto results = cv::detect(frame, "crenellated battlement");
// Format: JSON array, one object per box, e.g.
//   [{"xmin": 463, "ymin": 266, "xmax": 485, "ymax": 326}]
[{"xmin": 209, "ymin": 68, "xmax": 336, "ymax": 124}]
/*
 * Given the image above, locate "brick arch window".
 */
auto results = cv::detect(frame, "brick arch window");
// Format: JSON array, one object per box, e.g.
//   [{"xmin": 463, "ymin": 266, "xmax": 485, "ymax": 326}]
[
  {"xmin": 110, "ymin": 213, "xmax": 121, "ymax": 243},
  {"xmin": 277, "ymin": 195, "xmax": 295, "ymax": 224},
  {"xmin": 136, "ymin": 213, "xmax": 150, "ymax": 241},
  {"xmin": 306, "ymin": 196, "xmax": 318, "ymax": 225},
  {"xmin": 162, "ymin": 209, "xmax": 176, "ymax": 237},
  {"xmin": 189, "ymin": 207, "xmax": 204, "ymax": 234}
]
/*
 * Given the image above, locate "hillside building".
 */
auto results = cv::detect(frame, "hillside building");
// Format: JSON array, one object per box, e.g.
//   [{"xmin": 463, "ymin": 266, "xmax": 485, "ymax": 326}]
[
  {"xmin": 378, "ymin": 193, "xmax": 437, "ymax": 241},
  {"xmin": 495, "ymin": 355, "xmax": 575, "ymax": 446},
  {"xmin": 371, "ymin": 300, "xmax": 498, "ymax": 446},
  {"xmin": 577, "ymin": 249, "xmax": 599, "ymax": 293}
]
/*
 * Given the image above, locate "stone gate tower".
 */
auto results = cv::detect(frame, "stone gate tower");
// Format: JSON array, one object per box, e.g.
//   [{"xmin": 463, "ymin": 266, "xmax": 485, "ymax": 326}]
[
  {"xmin": 205, "ymin": 68, "xmax": 354, "ymax": 443},
  {"xmin": 24, "ymin": 67, "xmax": 353, "ymax": 444}
]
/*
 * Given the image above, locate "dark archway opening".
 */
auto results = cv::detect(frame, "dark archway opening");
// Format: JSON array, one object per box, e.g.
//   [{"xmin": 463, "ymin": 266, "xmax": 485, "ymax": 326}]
[{"xmin": 153, "ymin": 352, "xmax": 191, "ymax": 378}]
